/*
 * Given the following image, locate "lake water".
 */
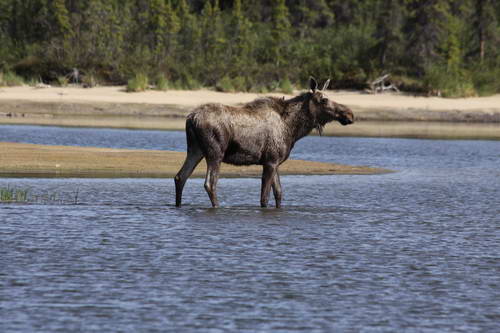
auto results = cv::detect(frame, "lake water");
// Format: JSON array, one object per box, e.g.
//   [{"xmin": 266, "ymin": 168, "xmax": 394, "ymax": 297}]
[{"xmin": 1, "ymin": 124, "xmax": 499, "ymax": 332}]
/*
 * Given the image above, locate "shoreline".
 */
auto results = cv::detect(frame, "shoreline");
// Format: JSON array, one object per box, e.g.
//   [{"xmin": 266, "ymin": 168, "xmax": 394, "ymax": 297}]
[
  {"xmin": 1, "ymin": 86, "xmax": 500, "ymax": 140},
  {"xmin": 1, "ymin": 118, "xmax": 499, "ymax": 141},
  {"xmin": 0, "ymin": 142, "xmax": 390, "ymax": 179}
]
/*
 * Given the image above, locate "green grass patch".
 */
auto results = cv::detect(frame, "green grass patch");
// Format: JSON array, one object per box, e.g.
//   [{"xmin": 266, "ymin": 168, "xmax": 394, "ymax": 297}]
[
  {"xmin": 126, "ymin": 73, "xmax": 149, "ymax": 92},
  {"xmin": 0, "ymin": 71, "xmax": 25, "ymax": 87},
  {"xmin": 216, "ymin": 75, "xmax": 235, "ymax": 92},
  {"xmin": 279, "ymin": 78, "xmax": 294, "ymax": 94},
  {"xmin": 155, "ymin": 75, "xmax": 170, "ymax": 91}
]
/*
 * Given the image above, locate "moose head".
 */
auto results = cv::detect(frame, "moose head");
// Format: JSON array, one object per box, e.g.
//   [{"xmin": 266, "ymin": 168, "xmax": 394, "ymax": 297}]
[{"xmin": 308, "ymin": 77, "xmax": 354, "ymax": 131}]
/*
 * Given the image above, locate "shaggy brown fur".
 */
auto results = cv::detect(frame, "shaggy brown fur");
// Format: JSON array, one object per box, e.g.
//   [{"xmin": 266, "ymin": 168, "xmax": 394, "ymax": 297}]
[{"xmin": 175, "ymin": 78, "xmax": 354, "ymax": 208}]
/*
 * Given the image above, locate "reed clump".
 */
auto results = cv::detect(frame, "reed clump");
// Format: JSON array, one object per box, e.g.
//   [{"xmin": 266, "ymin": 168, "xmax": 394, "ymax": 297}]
[
  {"xmin": 0, "ymin": 185, "xmax": 80, "ymax": 204},
  {"xmin": 0, "ymin": 186, "xmax": 29, "ymax": 202}
]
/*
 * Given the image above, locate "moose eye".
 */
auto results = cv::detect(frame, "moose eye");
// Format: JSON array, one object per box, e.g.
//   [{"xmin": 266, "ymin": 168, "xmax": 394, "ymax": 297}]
[{"xmin": 320, "ymin": 98, "xmax": 328, "ymax": 105}]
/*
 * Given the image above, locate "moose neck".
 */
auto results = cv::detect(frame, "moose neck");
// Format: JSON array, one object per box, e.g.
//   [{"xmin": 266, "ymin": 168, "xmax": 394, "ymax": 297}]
[{"xmin": 283, "ymin": 93, "xmax": 318, "ymax": 143}]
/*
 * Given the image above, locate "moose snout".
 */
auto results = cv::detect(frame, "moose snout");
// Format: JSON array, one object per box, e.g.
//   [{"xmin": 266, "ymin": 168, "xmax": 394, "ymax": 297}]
[{"xmin": 341, "ymin": 110, "xmax": 355, "ymax": 125}]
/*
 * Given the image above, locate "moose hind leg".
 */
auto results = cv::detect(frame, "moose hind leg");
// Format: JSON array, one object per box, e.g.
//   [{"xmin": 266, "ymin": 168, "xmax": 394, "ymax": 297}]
[
  {"xmin": 175, "ymin": 149, "xmax": 203, "ymax": 207},
  {"xmin": 204, "ymin": 159, "xmax": 222, "ymax": 208},
  {"xmin": 261, "ymin": 164, "xmax": 278, "ymax": 208},
  {"xmin": 272, "ymin": 170, "xmax": 282, "ymax": 208}
]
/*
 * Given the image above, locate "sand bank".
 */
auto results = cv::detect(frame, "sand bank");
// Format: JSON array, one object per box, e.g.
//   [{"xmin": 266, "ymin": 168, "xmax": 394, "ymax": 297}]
[
  {"xmin": 0, "ymin": 142, "xmax": 388, "ymax": 178},
  {"xmin": 2, "ymin": 86, "xmax": 500, "ymax": 113},
  {"xmin": 1, "ymin": 86, "xmax": 499, "ymax": 139}
]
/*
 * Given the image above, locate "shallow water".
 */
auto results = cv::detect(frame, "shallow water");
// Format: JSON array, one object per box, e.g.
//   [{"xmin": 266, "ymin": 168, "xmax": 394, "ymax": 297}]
[{"xmin": 1, "ymin": 125, "xmax": 499, "ymax": 332}]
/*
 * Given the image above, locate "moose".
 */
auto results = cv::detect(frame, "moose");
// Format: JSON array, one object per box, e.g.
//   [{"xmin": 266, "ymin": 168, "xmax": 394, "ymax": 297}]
[{"xmin": 174, "ymin": 78, "xmax": 354, "ymax": 208}]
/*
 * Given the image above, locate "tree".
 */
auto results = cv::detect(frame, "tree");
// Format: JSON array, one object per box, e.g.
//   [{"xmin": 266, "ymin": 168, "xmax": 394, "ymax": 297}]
[
  {"xmin": 474, "ymin": 0, "xmax": 498, "ymax": 62},
  {"xmin": 175, "ymin": 0, "xmax": 202, "ymax": 84},
  {"xmin": 229, "ymin": 0, "xmax": 252, "ymax": 76},
  {"xmin": 404, "ymin": 0, "xmax": 456, "ymax": 75},
  {"xmin": 199, "ymin": 0, "xmax": 226, "ymax": 84},
  {"xmin": 52, "ymin": 0, "xmax": 73, "ymax": 41},
  {"xmin": 270, "ymin": 0, "xmax": 291, "ymax": 67},
  {"xmin": 373, "ymin": 0, "xmax": 405, "ymax": 69}
]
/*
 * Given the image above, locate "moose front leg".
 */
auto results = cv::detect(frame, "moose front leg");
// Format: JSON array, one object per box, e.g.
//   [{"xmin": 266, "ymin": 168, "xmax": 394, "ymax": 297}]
[
  {"xmin": 272, "ymin": 170, "xmax": 282, "ymax": 208},
  {"xmin": 261, "ymin": 164, "xmax": 278, "ymax": 208}
]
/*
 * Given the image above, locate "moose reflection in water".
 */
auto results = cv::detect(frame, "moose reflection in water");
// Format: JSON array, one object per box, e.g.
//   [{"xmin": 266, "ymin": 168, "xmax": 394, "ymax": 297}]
[{"xmin": 174, "ymin": 78, "xmax": 354, "ymax": 208}]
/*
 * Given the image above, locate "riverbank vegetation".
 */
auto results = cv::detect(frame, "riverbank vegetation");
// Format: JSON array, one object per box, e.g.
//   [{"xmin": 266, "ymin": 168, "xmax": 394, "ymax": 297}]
[
  {"xmin": 0, "ymin": 185, "xmax": 79, "ymax": 204},
  {"xmin": 0, "ymin": 186, "xmax": 29, "ymax": 202},
  {"xmin": 0, "ymin": 0, "xmax": 499, "ymax": 97}
]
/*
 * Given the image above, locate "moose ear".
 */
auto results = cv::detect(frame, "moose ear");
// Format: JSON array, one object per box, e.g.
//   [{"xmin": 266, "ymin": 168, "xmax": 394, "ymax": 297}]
[
  {"xmin": 309, "ymin": 77, "xmax": 318, "ymax": 92},
  {"xmin": 322, "ymin": 79, "xmax": 331, "ymax": 91}
]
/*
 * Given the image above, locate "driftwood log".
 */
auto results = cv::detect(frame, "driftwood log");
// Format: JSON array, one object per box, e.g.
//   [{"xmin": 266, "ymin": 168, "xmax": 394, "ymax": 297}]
[{"xmin": 370, "ymin": 74, "xmax": 399, "ymax": 94}]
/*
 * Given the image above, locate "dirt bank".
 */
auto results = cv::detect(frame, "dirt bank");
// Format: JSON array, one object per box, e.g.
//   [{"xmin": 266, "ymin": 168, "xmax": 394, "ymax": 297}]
[{"xmin": 0, "ymin": 142, "xmax": 389, "ymax": 178}]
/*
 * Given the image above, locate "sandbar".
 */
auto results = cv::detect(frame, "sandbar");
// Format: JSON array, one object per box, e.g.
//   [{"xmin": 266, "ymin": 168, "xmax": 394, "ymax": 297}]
[{"xmin": 0, "ymin": 142, "xmax": 389, "ymax": 178}]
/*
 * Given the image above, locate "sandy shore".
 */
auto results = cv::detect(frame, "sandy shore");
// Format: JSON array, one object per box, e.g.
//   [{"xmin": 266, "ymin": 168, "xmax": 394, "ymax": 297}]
[
  {"xmin": 0, "ymin": 142, "xmax": 389, "ymax": 178},
  {"xmin": 2, "ymin": 86, "xmax": 500, "ymax": 112},
  {"xmin": 1, "ymin": 86, "xmax": 499, "ymax": 139}
]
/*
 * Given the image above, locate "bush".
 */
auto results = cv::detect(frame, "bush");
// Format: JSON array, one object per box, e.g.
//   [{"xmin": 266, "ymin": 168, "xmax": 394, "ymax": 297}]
[
  {"xmin": 0, "ymin": 71, "xmax": 25, "ymax": 87},
  {"xmin": 182, "ymin": 75, "xmax": 201, "ymax": 90},
  {"xmin": 126, "ymin": 73, "xmax": 149, "ymax": 92},
  {"xmin": 155, "ymin": 75, "xmax": 170, "ymax": 91},
  {"xmin": 249, "ymin": 84, "xmax": 269, "ymax": 94},
  {"xmin": 232, "ymin": 76, "xmax": 247, "ymax": 92},
  {"xmin": 57, "ymin": 76, "xmax": 69, "ymax": 87},
  {"xmin": 423, "ymin": 65, "xmax": 477, "ymax": 98},
  {"xmin": 470, "ymin": 65, "xmax": 500, "ymax": 96},
  {"xmin": 81, "ymin": 74, "xmax": 98, "ymax": 88},
  {"xmin": 27, "ymin": 77, "xmax": 43, "ymax": 87},
  {"xmin": 279, "ymin": 78, "xmax": 294, "ymax": 94},
  {"xmin": 216, "ymin": 75, "xmax": 235, "ymax": 92}
]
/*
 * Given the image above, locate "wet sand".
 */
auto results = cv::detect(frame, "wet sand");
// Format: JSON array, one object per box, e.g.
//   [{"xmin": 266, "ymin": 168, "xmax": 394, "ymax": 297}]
[{"xmin": 0, "ymin": 142, "xmax": 389, "ymax": 178}]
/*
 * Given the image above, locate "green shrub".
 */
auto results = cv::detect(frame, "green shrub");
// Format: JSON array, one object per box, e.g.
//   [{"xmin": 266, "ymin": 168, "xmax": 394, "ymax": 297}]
[
  {"xmin": 470, "ymin": 66, "xmax": 500, "ymax": 96},
  {"xmin": 57, "ymin": 76, "xmax": 69, "ymax": 87},
  {"xmin": 155, "ymin": 75, "xmax": 170, "ymax": 91},
  {"xmin": 126, "ymin": 73, "xmax": 149, "ymax": 92},
  {"xmin": 27, "ymin": 77, "xmax": 42, "ymax": 87},
  {"xmin": 216, "ymin": 75, "xmax": 235, "ymax": 92},
  {"xmin": 170, "ymin": 79, "xmax": 183, "ymax": 90},
  {"xmin": 181, "ymin": 75, "xmax": 201, "ymax": 90},
  {"xmin": 232, "ymin": 76, "xmax": 247, "ymax": 92},
  {"xmin": 391, "ymin": 75, "xmax": 426, "ymax": 94},
  {"xmin": 81, "ymin": 74, "xmax": 98, "ymax": 88},
  {"xmin": 423, "ymin": 65, "xmax": 477, "ymax": 98},
  {"xmin": 249, "ymin": 84, "xmax": 269, "ymax": 94},
  {"xmin": 0, "ymin": 71, "xmax": 25, "ymax": 87},
  {"xmin": 279, "ymin": 78, "xmax": 294, "ymax": 94}
]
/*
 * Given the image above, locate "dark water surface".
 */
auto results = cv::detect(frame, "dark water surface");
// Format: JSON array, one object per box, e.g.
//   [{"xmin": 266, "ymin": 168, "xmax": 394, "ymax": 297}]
[{"xmin": 1, "ymin": 124, "xmax": 500, "ymax": 332}]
